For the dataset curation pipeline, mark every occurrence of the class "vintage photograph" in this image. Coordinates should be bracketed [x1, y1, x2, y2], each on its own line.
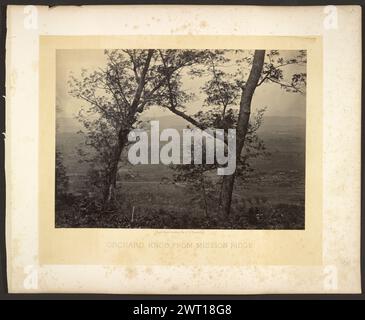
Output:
[6, 4, 362, 295]
[55, 49, 307, 229]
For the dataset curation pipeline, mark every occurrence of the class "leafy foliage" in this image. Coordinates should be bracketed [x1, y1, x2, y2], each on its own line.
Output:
[56, 194, 304, 230]
[258, 50, 307, 93]
[55, 149, 69, 197]
[68, 49, 211, 202]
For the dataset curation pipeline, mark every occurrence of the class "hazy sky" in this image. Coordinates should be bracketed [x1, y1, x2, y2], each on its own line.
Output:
[56, 49, 306, 124]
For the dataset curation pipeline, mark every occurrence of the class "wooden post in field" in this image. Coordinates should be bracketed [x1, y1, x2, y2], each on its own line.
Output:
[131, 206, 135, 222]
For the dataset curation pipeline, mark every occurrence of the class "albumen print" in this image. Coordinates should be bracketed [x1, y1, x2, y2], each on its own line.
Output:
[55, 49, 307, 230]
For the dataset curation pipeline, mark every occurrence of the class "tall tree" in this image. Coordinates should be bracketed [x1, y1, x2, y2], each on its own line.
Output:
[69, 49, 209, 206]
[220, 50, 265, 215]
[160, 49, 306, 215]
[70, 50, 155, 205]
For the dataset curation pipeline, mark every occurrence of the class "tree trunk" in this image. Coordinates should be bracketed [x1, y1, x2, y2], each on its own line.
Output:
[102, 128, 129, 207]
[220, 173, 236, 216]
[103, 149, 122, 207]
[220, 50, 266, 216]
[200, 173, 209, 217]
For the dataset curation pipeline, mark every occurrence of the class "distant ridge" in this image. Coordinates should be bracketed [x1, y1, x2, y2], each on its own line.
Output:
[57, 114, 305, 136]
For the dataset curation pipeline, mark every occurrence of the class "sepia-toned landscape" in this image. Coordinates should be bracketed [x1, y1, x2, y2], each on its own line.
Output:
[55, 49, 306, 229]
